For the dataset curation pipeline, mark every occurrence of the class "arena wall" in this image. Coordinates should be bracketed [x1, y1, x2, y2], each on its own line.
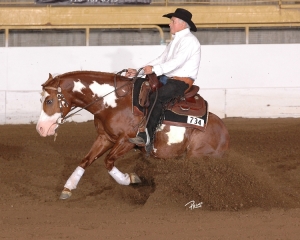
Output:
[0, 44, 299, 124]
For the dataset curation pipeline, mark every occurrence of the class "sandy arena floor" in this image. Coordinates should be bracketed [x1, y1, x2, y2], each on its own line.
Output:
[0, 117, 300, 239]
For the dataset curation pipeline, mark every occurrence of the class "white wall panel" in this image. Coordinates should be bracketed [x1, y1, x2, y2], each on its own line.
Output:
[0, 91, 5, 124]
[0, 44, 299, 124]
[226, 88, 300, 118]
[199, 89, 226, 119]
[0, 48, 7, 91]
[5, 91, 40, 124]
[5, 46, 165, 91]
[198, 44, 300, 89]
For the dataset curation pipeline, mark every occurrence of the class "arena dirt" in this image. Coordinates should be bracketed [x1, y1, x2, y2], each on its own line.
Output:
[0, 118, 300, 239]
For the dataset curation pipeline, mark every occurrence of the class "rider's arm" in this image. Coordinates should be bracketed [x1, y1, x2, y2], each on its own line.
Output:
[152, 36, 200, 77]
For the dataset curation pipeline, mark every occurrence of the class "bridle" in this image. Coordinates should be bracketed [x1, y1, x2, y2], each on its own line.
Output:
[43, 85, 71, 125]
[43, 68, 143, 126]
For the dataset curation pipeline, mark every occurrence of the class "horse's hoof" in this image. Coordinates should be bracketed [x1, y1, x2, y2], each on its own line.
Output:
[59, 190, 72, 200]
[129, 173, 142, 184]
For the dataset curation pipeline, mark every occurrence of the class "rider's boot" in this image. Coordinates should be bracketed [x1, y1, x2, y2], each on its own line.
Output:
[129, 128, 150, 147]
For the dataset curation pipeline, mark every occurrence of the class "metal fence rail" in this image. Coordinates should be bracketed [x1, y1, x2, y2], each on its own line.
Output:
[0, 25, 165, 47]
[1, 25, 300, 47]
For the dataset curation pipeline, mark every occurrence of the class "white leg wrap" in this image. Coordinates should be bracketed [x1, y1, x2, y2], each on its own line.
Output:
[109, 166, 130, 185]
[64, 166, 85, 190]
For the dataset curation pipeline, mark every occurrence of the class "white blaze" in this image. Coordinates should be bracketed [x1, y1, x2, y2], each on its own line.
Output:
[89, 81, 117, 108]
[38, 111, 61, 125]
[36, 90, 60, 136]
[73, 80, 86, 93]
[40, 90, 49, 105]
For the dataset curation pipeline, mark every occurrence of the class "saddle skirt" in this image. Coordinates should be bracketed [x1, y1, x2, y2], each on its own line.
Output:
[163, 94, 208, 131]
[132, 77, 209, 131]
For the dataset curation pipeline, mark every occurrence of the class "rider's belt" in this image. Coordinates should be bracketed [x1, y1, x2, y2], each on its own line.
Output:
[171, 76, 194, 93]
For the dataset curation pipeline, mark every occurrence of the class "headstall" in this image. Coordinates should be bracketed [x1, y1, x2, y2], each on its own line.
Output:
[43, 85, 69, 125]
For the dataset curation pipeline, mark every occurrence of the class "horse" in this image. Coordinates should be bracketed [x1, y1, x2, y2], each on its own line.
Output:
[36, 70, 230, 199]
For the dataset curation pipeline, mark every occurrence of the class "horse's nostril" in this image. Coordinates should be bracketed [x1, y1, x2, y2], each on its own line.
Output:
[38, 126, 44, 134]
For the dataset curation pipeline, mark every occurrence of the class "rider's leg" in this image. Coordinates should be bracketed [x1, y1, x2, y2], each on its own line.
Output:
[146, 79, 189, 141]
[129, 79, 189, 146]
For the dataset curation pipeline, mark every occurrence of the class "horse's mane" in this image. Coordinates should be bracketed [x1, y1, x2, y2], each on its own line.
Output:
[41, 70, 115, 88]
[58, 70, 114, 78]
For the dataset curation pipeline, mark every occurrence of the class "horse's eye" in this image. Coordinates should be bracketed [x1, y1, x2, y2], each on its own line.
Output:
[45, 99, 53, 105]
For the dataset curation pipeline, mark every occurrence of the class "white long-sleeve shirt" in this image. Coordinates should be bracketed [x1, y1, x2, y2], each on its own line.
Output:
[148, 28, 201, 80]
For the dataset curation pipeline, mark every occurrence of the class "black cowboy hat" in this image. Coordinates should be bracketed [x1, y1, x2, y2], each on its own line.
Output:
[163, 8, 197, 32]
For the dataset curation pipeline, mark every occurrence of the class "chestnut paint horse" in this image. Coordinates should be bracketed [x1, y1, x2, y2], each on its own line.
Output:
[36, 71, 229, 199]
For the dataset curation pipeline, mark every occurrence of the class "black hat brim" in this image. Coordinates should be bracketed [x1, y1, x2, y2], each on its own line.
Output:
[163, 13, 197, 32]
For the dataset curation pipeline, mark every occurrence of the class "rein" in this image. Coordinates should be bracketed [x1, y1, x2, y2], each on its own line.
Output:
[44, 68, 143, 125]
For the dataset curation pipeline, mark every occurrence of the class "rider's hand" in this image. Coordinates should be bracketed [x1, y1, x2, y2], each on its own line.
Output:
[143, 65, 153, 75]
[125, 68, 137, 77]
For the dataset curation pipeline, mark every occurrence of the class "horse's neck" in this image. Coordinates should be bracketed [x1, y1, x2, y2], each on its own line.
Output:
[66, 76, 131, 114]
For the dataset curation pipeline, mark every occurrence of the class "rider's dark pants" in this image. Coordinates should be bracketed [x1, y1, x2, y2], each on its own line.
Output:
[146, 77, 189, 143]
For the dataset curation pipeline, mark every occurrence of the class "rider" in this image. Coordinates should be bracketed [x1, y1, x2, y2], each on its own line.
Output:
[126, 8, 201, 149]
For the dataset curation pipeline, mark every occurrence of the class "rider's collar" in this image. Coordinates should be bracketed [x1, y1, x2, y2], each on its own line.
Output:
[172, 28, 190, 40]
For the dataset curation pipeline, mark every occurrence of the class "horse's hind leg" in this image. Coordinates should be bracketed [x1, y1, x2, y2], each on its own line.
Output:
[186, 113, 229, 158]
[60, 135, 113, 200]
[186, 132, 216, 158]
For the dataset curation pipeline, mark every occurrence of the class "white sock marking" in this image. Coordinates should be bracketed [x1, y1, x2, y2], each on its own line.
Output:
[64, 166, 85, 190]
[109, 166, 130, 185]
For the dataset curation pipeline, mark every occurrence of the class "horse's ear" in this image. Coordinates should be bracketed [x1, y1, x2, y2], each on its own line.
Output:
[41, 73, 53, 87]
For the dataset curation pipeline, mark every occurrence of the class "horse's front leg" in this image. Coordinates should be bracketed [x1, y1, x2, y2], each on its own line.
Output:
[60, 135, 113, 200]
[105, 137, 141, 185]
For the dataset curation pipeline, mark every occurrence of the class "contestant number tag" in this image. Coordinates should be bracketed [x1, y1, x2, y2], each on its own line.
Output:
[187, 116, 204, 127]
